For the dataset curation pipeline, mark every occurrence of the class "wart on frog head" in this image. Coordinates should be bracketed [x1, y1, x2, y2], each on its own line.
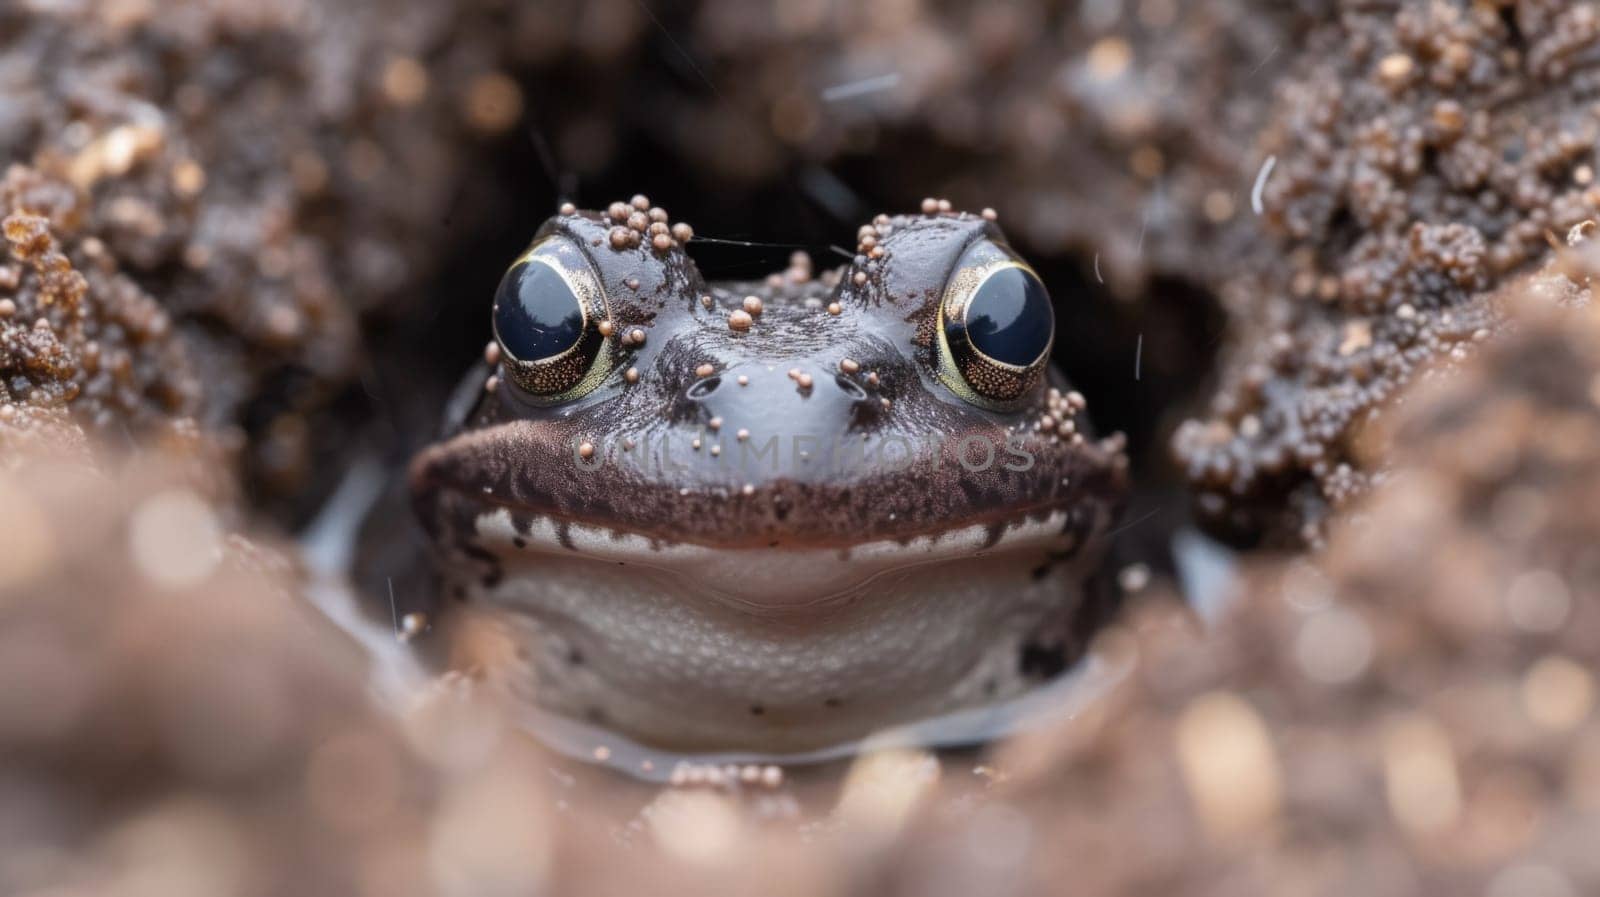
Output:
[407, 196, 1128, 755]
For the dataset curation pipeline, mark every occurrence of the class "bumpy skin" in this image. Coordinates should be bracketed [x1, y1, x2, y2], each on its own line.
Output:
[409, 201, 1127, 751]
[414, 210, 1124, 547]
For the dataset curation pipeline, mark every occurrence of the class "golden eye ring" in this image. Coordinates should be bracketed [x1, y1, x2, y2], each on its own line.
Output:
[935, 242, 1055, 409]
[491, 237, 614, 403]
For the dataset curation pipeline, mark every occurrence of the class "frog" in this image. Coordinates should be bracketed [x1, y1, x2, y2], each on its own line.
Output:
[406, 195, 1128, 754]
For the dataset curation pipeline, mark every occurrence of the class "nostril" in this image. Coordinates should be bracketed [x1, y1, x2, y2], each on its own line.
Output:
[686, 376, 721, 401]
[835, 374, 868, 401]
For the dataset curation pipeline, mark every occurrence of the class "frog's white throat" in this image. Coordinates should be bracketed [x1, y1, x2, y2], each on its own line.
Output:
[444, 505, 1107, 752]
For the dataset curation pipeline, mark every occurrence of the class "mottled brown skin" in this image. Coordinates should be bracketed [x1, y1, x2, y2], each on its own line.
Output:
[412, 208, 1126, 554]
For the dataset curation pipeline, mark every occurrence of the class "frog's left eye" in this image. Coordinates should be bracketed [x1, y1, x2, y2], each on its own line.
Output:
[492, 238, 613, 402]
[934, 241, 1054, 408]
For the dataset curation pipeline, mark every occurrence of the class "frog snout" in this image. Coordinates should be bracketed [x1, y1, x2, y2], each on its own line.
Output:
[685, 362, 875, 443]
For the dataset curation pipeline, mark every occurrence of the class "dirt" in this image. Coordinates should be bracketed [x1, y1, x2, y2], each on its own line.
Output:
[0, 0, 642, 517]
[1173, 0, 1600, 545]
[5, 1, 1600, 895]
[978, 282, 1600, 896]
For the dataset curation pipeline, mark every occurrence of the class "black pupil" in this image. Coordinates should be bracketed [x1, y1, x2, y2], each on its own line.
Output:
[493, 260, 584, 361]
[961, 266, 1053, 366]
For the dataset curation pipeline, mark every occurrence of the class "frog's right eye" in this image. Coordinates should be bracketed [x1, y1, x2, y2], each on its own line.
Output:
[932, 240, 1053, 409]
[492, 238, 613, 402]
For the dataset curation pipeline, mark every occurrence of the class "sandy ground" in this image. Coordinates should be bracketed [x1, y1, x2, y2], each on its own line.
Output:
[3, 2, 1600, 895]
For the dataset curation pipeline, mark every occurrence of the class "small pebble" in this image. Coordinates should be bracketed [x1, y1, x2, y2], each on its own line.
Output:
[464, 72, 523, 135]
[400, 612, 428, 640]
[1118, 563, 1152, 593]
[1378, 52, 1414, 86]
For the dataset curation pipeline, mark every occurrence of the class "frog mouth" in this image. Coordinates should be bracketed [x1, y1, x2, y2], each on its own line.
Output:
[464, 502, 1101, 612]
[417, 466, 1105, 549]
[409, 423, 1128, 555]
